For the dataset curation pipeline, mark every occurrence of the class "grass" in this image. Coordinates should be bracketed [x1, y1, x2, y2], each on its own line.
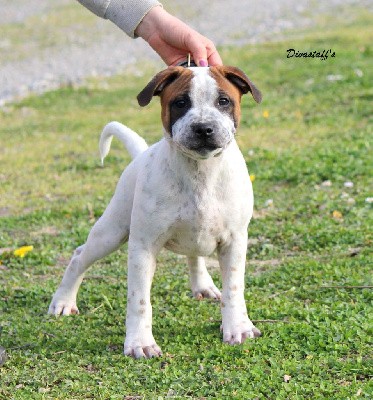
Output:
[0, 10, 372, 400]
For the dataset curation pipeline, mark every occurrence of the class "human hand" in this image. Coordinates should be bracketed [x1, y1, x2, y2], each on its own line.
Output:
[135, 6, 222, 67]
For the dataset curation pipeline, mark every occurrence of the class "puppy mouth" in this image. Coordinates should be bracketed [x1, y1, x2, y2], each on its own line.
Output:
[189, 143, 221, 153]
[179, 140, 230, 159]
[186, 147, 223, 160]
[169, 129, 233, 159]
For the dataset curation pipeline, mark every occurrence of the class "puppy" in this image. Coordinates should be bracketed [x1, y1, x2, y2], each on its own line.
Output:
[48, 66, 262, 359]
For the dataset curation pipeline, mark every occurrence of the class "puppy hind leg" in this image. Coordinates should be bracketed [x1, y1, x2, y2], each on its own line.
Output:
[187, 256, 221, 300]
[48, 201, 130, 316]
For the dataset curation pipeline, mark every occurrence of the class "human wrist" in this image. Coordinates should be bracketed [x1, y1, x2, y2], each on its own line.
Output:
[106, 0, 162, 38]
[135, 5, 166, 41]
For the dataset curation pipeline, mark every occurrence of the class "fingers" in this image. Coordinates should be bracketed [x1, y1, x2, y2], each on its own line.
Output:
[207, 48, 223, 67]
[138, 7, 223, 67]
[185, 34, 208, 66]
[185, 34, 223, 67]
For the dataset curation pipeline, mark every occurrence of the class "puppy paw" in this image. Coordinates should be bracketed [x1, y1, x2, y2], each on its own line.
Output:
[222, 319, 261, 345]
[192, 284, 221, 300]
[48, 293, 79, 316]
[124, 338, 162, 359]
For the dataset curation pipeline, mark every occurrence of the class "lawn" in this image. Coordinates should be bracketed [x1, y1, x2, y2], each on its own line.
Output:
[0, 9, 372, 400]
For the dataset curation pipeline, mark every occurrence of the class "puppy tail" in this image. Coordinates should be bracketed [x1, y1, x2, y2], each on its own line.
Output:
[99, 121, 148, 165]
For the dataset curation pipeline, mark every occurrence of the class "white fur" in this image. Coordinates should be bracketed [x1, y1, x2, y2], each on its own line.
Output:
[48, 68, 260, 358]
[171, 67, 235, 160]
[99, 121, 148, 164]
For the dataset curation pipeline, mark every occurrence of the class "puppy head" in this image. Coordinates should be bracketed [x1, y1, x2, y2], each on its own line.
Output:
[137, 66, 262, 160]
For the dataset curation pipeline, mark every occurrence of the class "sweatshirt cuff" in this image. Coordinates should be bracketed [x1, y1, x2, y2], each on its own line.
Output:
[105, 0, 162, 38]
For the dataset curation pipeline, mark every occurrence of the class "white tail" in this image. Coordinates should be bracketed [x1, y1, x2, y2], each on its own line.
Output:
[99, 121, 148, 165]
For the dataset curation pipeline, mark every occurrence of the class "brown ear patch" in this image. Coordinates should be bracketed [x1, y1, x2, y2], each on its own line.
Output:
[137, 67, 193, 135]
[210, 66, 262, 103]
[137, 67, 187, 107]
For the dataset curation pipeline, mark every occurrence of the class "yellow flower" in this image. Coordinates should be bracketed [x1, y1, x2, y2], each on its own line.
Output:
[250, 174, 256, 182]
[332, 210, 343, 219]
[13, 245, 34, 258]
[262, 110, 269, 118]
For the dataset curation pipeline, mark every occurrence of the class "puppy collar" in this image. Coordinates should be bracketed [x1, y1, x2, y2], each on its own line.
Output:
[177, 59, 198, 68]
[177, 53, 199, 68]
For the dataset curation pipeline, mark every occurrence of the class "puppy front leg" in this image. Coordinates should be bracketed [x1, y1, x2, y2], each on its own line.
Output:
[124, 240, 161, 359]
[218, 232, 261, 344]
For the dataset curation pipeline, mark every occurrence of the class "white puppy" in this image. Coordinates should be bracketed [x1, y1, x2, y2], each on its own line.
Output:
[48, 66, 262, 359]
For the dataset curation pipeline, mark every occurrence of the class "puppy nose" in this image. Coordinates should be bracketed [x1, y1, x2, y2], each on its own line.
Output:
[192, 123, 214, 137]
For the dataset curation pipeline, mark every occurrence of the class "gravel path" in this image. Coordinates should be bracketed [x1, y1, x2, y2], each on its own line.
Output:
[0, 0, 371, 104]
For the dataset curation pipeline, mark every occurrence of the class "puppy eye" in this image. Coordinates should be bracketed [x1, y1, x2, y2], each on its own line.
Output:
[174, 99, 187, 108]
[218, 97, 230, 106]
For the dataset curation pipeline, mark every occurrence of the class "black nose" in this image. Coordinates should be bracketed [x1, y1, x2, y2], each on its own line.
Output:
[192, 123, 214, 137]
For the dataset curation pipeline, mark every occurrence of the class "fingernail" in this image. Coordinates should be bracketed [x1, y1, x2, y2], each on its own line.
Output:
[199, 60, 208, 67]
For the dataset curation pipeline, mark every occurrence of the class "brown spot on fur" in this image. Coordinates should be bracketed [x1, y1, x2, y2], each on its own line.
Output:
[135, 67, 193, 134]
[210, 66, 262, 103]
[209, 67, 243, 128]
[139, 299, 146, 305]
[138, 66, 260, 135]
[137, 67, 185, 106]
[160, 69, 193, 135]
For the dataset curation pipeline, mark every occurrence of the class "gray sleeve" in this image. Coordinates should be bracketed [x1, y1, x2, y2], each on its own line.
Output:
[76, 0, 162, 38]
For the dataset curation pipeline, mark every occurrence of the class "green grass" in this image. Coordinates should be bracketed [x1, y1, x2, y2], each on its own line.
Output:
[1, 11, 372, 400]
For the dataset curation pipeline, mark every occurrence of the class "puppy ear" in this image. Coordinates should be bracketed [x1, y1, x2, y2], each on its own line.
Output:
[215, 66, 262, 103]
[137, 67, 184, 107]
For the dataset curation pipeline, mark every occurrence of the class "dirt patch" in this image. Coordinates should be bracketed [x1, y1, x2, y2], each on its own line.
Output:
[249, 259, 282, 276]
[31, 226, 59, 237]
